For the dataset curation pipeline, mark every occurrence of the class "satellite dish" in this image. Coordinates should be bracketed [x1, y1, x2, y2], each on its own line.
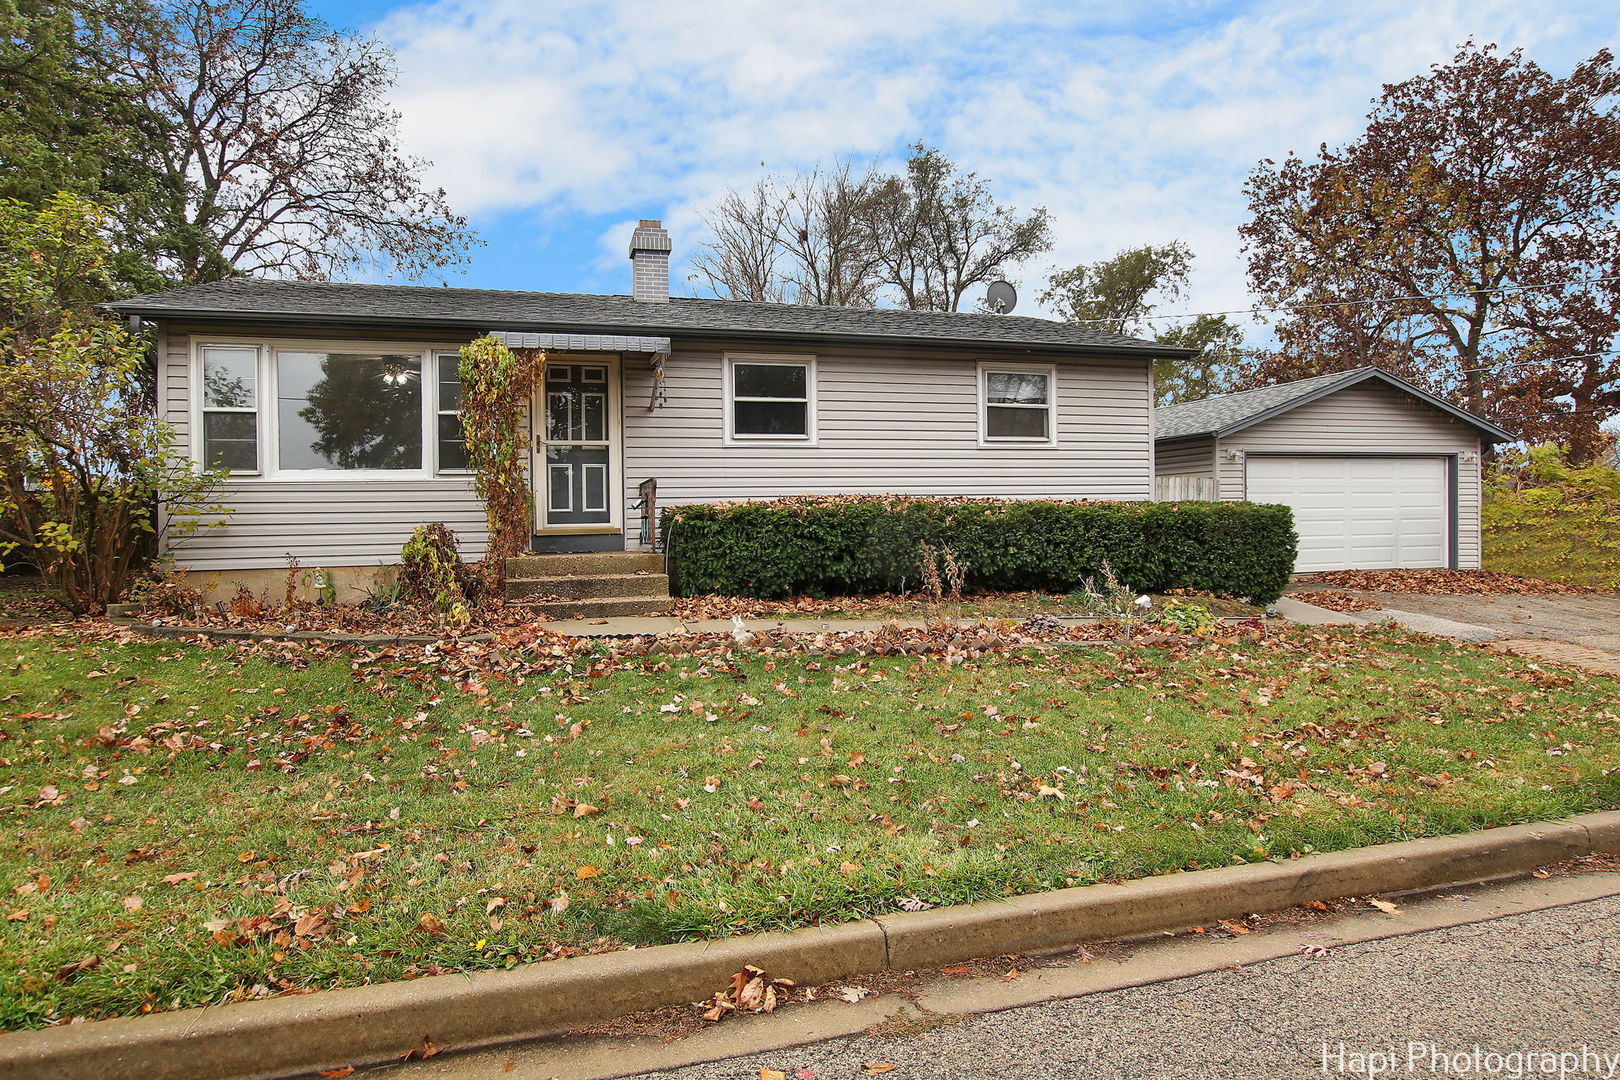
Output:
[985, 280, 1017, 314]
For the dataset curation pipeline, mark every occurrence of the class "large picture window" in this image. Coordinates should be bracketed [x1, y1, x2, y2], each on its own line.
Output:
[201, 345, 260, 472]
[980, 365, 1056, 443]
[727, 356, 814, 440]
[275, 351, 422, 471]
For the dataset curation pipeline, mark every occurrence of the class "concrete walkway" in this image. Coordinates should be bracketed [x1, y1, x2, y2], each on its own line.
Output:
[1269, 595, 1365, 626]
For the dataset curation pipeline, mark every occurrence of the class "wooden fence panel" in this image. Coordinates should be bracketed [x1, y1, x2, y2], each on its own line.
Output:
[1154, 474, 1217, 502]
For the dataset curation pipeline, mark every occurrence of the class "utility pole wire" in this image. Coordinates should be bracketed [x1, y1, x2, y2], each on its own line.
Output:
[1064, 273, 1620, 326]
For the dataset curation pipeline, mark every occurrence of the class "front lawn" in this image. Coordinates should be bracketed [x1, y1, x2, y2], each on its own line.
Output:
[2, 624, 1617, 1029]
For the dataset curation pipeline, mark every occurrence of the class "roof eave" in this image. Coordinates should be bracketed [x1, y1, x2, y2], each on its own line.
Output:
[102, 303, 1198, 359]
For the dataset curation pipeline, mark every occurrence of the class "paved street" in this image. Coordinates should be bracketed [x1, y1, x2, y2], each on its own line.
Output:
[634, 894, 1620, 1080]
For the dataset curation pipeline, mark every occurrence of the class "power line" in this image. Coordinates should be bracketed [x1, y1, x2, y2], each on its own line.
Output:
[1460, 349, 1620, 374]
[1069, 272, 1620, 327]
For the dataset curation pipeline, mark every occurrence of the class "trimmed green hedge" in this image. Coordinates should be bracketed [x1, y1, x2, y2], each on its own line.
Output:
[661, 496, 1297, 603]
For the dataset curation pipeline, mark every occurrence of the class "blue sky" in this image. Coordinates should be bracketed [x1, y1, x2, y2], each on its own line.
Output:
[309, 0, 1620, 333]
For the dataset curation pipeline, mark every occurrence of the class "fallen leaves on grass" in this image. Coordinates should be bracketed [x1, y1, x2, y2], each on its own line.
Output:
[55, 955, 101, 982]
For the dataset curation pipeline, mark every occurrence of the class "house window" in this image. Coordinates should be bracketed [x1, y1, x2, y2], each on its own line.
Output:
[727, 356, 813, 440]
[980, 365, 1056, 443]
[274, 351, 422, 471]
[435, 353, 468, 471]
[201, 345, 260, 472]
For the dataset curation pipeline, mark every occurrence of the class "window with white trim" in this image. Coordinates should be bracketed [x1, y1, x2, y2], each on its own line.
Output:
[435, 353, 468, 471]
[201, 345, 260, 472]
[980, 365, 1056, 443]
[727, 357, 812, 439]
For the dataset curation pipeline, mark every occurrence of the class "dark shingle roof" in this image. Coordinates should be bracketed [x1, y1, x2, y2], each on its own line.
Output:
[1154, 366, 1514, 443]
[105, 278, 1189, 355]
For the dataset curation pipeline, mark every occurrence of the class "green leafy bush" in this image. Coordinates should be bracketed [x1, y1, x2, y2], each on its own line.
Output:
[661, 496, 1296, 603]
[1483, 443, 1620, 588]
[0, 195, 228, 613]
[398, 523, 479, 624]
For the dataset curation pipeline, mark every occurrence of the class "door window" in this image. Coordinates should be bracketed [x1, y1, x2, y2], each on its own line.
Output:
[542, 364, 613, 526]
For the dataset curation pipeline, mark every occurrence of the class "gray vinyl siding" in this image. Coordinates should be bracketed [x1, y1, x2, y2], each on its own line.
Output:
[1212, 382, 1484, 569]
[160, 324, 491, 571]
[1153, 436, 1216, 479]
[622, 341, 1154, 546]
[160, 325, 1156, 569]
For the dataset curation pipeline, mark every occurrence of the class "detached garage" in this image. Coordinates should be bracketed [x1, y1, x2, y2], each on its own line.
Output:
[1153, 368, 1513, 573]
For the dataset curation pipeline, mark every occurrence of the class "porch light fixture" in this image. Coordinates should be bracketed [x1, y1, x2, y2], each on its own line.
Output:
[1223, 448, 1244, 462]
[380, 365, 417, 387]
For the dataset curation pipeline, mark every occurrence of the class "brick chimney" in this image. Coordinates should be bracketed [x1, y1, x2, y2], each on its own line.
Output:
[628, 219, 671, 303]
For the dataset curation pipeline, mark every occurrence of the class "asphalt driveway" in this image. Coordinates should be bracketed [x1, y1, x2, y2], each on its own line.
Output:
[1293, 588, 1620, 654]
[630, 884, 1620, 1080]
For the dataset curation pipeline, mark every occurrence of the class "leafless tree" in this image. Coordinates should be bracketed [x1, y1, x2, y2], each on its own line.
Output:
[692, 146, 1050, 311]
[692, 160, 883, 306]
[868, 146, 1052, 312]
[774, 161, 884, 307]
[99, 0, 475, 283]
[689, 183, 788, 303]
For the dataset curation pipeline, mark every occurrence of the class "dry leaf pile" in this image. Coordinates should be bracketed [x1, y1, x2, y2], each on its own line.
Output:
[1304, 569, 1612, 596]
[702, 965, 798, 1021]
[1295, 590, 1383, 614]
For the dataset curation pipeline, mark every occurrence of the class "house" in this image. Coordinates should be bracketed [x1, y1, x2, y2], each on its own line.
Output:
[1153, 368, 1513, 574]
[105, 219, 1192, 609]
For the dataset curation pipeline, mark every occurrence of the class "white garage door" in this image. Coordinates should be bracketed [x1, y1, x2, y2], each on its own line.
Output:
[1246, 456, 1449, 573]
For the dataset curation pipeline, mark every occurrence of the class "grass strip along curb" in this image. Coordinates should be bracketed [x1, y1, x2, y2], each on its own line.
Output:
[4, 811, 1617, 1080]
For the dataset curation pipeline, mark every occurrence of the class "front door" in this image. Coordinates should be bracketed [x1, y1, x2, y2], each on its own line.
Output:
[538, 361, 616, 529]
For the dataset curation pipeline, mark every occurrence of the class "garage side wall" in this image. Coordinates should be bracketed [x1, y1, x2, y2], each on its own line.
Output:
[1154, 436, 1216, 478]
[1214, 382, 1484, 568]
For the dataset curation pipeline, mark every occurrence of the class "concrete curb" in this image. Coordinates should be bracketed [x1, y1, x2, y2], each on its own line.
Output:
[5, 812, 1617, 1080]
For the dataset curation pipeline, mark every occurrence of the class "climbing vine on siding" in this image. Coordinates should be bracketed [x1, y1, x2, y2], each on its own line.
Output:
[457, 336, 547, 573]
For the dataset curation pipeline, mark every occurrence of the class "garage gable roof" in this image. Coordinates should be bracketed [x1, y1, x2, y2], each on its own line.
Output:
[1154, 367, 1515, 443]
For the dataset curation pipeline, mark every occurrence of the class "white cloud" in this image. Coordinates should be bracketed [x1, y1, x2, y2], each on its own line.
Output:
[373, 0, 1620, 326]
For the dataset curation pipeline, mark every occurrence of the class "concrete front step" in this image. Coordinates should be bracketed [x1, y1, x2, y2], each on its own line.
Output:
[511, 595, 674, 620]
[506, 572, 670, 600]
[506, 551, 664, 577]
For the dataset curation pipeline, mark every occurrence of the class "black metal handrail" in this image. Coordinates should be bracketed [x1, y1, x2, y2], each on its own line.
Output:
[633, 477, 658, 551]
